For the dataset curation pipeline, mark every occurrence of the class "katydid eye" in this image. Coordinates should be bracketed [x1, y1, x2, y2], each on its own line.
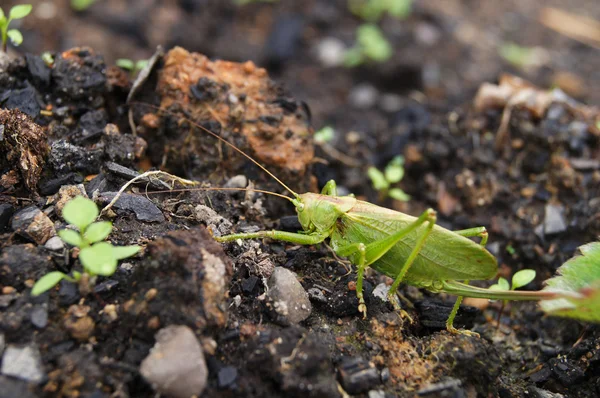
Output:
[298, 203, 305, 211]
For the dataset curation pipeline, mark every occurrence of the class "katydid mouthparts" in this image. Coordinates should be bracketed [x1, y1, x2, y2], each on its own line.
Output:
[130, 103, 559, 336]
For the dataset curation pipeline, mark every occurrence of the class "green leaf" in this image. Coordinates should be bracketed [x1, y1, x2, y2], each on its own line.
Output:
[84, 221, 112, 243]
[6, 29, 23, 46]
[495, 277, 510, 291]
[367, 167, 389, 191]
[62, 196, 98, 231]
[31, 271, 67, 296]
[499, 42, 535, 69]
[511, 269, 536, 290]
[388, 188, 410, 201]
[343, 47, 364, 68]
[0, 8, 5, 21]
[357, 24, 392, 62]
[314, 126, 335, 144]
[540, 242, 600, 322]
[384, 156, 405, 183]
[116, 58, 134, 70]
[135, 59, 149, 71]
[113, 245, 140, 260]
[58, 229, 84, 247]
[9, 4, 32, 19]
[71, 0, 96, 12]
[388, 0, 412, 19]
[79, 242, 117, 276]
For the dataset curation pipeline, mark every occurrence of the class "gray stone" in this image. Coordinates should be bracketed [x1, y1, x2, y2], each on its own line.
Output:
[349, 83, 378, 109]
[194, 205, 232, 237]
[99, 192, 165, 222]
[10, 206, 55, 244]
[543, 204, 567, 235]
[372, 283, 391, 301]
[315, 37, 346, 67]
[1, 345, 45, 383]
[44, 236, 65, 251]
[140, 325, 208, 398]
[30, 305, 49, 329]
[224, 175, 248, 189]
[267, 267, 312, 324]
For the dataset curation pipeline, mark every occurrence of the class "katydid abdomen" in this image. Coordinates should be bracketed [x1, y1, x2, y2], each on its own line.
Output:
[330, 200, 498, 287]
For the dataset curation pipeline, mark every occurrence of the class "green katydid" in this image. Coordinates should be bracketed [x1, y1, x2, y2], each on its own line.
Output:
[131, 104, 558, 335]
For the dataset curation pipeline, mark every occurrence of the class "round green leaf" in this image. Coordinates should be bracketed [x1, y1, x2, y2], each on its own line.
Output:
[7, 29, 23, 46]
[0, 8, 6, 21]
[388, 188, 410, 202]
[31, 271, 67, 296]
[58, 229, 84, 247]
[512, 269, 536, 290]
[80, 242, 117, 276]
[84, 221, 112, 244]
[116, 58, 134, 70]
[9, 4, 32, 19]
[113, 245, 140, 260]
[367, 167, 389, 191]
[490, 277, 510, 291]
[62, 196, 98, 231]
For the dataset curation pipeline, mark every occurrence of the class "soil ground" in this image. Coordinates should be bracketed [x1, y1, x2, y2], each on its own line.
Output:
[1, 1, 600, 397]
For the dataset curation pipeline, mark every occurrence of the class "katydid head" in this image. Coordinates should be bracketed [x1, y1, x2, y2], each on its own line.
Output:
[293, 193, 356, 233]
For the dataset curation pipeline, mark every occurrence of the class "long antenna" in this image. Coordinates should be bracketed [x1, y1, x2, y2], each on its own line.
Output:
[143, 186, 294, 202]
[130, 102, 300, 198]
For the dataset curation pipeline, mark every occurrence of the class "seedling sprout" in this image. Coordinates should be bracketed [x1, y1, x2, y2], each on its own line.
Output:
[31, 196, 140, 296]
[0, 4, 32, 52]
[367, 155, 410, 201]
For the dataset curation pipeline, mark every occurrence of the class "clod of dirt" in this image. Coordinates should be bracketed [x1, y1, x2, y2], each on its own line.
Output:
[194, 204, 232, 237]
[415, 299, 478, 330]
[10, 206, 55, 245]
[52, 185, 87, 216]
[266, 267, 312, 325]
[0, 109, 49, 196]
[63, 304, 95, 342]
[0, 244, 52, 289]
[125, 227, 232, 334]
[0, 203, 14, 231]
[140, 325, 208, 398]
[52, 48, 107, 101]
[135, 46, 314, 194]
[46, 140, 103, 176]
[0, 344, 45, 383]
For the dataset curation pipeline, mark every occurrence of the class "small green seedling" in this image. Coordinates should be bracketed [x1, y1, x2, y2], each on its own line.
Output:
[367, 156, 410, 201]
[116, 58, 149, 76]
[499, 42, 541, 70]
[348, 0, 412, 22]
[490, 269, 536, 292]
[0, 4, 32, 53]
[314, 126, 335, 144]
[344, 24, 392, 67]
[31, 196, 139, 296]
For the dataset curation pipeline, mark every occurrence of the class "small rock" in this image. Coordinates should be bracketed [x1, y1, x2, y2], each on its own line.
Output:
[25, 54, 51, 87]
[527, 386, 565, 398]
[417, 378, 463, 396]
[372, 283, 391, 301]
[543, 204, 567, 235]
[140, 325, 208, 398]
[54, 184, 87, 216]
[2, 85, 41, 118]
[315, 37, 346, 67]
[30, 305, 48, 329]
[337, 357, 381, 394]
[242, 276, 259, 294]
[266, 268, 312, 325]
[218, 366, 238, 388]
[307, 287, 327, 303]
[10, 206, 55, 245]
[349, 83, 378, 109]
[0, 203, 14, 231]
[1, 344, 45, 383]
[0, 333, 4, 355]
[368, 390, 386, 398]
[44, 236, 65, 251]
[58, 281, 79, 306]
[99, 192, 165, 222]
[194, 205, 232, 236]
[224, 175, 248, 189]
[64, 304, 95, 341]
[549, 358, 585, 385]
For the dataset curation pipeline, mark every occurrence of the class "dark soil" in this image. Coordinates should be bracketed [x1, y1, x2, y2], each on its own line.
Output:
[1, 1, 600, 397]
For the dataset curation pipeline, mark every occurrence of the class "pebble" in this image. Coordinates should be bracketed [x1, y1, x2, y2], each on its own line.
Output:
[372, 283, 391, 302]
[315, 37, 346, 67]
[1, 345, 45, 383]
[348, 83, 379, 109]
[543, 204, 567, 235]
[218, 366, 238, 388]
[337, 357, 381, 394]
[527, 386, 565, 398]
[194, 205, 232, 237]
[224, 175, 248, 189]
[30, 305, 49, 329]
[99, 192, 165, 222]
[44, 236, 65, 251]
[10, 206, 56, 245]
[368, 390, 386, 398]
[140, 325, 208, 398]
[0, 203, 14, 231]
[267, 268, 312, 325]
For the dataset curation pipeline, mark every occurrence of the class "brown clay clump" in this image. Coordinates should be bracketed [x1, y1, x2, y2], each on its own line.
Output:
[136, 47, 314, 194]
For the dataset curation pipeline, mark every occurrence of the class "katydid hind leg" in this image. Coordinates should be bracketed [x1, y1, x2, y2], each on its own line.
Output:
[453, 227, 488, 246]
[321, 180, 338, 196]
[386, 209, 437, 300]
